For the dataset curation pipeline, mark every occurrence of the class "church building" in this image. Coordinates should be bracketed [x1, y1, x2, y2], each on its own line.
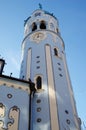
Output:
[0, 6, 81, 130]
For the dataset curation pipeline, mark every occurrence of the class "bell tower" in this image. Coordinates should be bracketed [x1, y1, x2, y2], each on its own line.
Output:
[20, 8, 81, 130]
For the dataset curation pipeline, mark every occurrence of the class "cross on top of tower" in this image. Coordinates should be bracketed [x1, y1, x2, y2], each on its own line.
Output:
[39, 3, 42, 9]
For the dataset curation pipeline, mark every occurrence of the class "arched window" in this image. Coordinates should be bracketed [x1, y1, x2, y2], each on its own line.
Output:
[40, 21, 46, 29]
[54, 48, 58, 56]
[32, 22, 37, 31]
[36, 76, 42, 89]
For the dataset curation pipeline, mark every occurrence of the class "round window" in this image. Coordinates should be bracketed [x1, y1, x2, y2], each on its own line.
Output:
[37, 118, 42, 123]
[7, 94, 12, 99]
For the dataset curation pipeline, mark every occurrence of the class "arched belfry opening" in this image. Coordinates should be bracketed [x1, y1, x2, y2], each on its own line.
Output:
[36, 76, 42, 89]
[40, 21, 46, 29]
[32, 22, 37, 31]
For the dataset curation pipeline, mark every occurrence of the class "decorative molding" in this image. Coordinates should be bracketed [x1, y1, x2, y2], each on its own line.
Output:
[30, 32, 46, 43]
[0, 81, 30, 94]
[8, 106, 20, 130]
[45, 45, 59, 130]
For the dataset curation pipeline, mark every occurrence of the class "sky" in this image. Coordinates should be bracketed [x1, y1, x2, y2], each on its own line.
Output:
[0, 0, 86, 128]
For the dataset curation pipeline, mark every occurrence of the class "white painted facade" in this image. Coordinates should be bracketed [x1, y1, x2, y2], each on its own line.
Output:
[20, 9, 81, 130]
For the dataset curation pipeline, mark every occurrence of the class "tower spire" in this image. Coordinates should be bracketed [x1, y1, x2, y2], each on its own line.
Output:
[38, 3, 42, 10]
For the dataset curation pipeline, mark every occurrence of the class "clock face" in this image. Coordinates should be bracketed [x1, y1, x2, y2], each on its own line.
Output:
[31, 32, 46, 43]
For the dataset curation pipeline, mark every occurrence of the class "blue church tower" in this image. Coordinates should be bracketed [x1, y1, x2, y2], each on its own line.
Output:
[20, 7, 81, 130]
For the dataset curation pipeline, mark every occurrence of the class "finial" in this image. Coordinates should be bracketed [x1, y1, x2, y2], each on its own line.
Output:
[39, 3, 42, 10]
[10, 73, 12, 77]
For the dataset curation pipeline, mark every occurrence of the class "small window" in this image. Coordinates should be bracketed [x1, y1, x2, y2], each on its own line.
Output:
[57, 63, 61, 66]
[59, 74, 63, 77]
[37, 107, 41, 112]
[36, 61, 40, 63]
[56, 28, 59, 33]
[54, 48, 58, 56]
[36, 56, 40, 58]
[7, 94, 12, 99]
[37, 118, 42, 122]
[58, 67, 62, 71]
[66, 119, 70, 124]
[36, 66, 40, 69]
[32, 22, 37, 31]
[37, 99, 41, 103]
[40, 21, 46, 29]
[36, 76, 42, 89]
[65, 110, 69, 114]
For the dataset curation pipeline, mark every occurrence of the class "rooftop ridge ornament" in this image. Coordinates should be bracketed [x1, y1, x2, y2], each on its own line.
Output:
[39, 3, 42, 10]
